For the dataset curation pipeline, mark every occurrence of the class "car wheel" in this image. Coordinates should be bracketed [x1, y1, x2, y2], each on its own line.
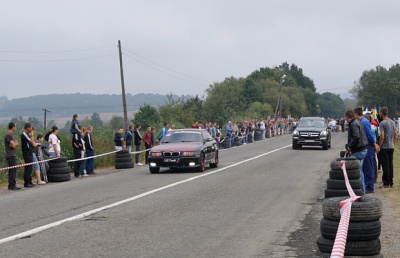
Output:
[210, 152, 219, 168]
[196, 153, 205, 172]
[149, 167, 160, 174]
[322, 142, 328, 150]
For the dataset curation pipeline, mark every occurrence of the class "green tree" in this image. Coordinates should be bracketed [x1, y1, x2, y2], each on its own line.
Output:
[317, 92, 345, 118]
[132, 104, 160, 128]
[245, 101, 273, 119]
[109, 115, 124, 129]
[28, 117, 43, 130]
[90, 112, 104, 127]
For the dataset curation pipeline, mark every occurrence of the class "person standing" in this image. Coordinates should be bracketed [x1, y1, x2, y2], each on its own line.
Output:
[143, 125, 152, 165]
[70, 114, 80, 134]
[114, 128, 124, 151]
[134, 124, 143, 166]
[21, 123, 37, 187]
[30, 127, 46, 185]
[125, 125, 134, 153]
[36, 134, 50, 183]
[158, 122, 168, 142]
[226, 121, 233, 147]
[354, 107, 380, 193]
[72, 125, 83, 178]
[48, 126, 61, 158]
[378, 107, 398, 188]
[79, 127, 87, 177]
[345, 109, 368, 194]
[4, 122, 21, 190]
[260, 119, 266, 139]
[85, 125, 96, 175]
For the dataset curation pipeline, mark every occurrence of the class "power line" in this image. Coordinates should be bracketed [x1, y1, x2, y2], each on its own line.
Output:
[122, 47, 213, 83]
[0, 53, 116, 62]
[0, 45, 115, 53]
[123, 53, 208, 86]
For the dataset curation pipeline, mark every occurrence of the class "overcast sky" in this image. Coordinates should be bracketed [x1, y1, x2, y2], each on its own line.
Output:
[1, 0, 400, 100]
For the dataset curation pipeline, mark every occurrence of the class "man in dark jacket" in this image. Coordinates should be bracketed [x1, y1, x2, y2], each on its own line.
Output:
[72, 126, 83, 178]
[345, 109, 368, 193]
[114, 128, 124, 151]
[125, 125, 133, 153]
[134, 124, 143, 166]
[85, 125, 95, 175]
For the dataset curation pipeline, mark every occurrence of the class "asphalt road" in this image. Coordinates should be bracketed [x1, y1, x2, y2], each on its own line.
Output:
[0, 132, 347, 257]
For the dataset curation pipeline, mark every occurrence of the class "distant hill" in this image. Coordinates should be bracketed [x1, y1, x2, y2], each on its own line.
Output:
[0, 93, 188, 118]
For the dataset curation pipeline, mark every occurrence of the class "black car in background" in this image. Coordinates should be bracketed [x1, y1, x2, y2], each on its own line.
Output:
[292, 117, 331, 150]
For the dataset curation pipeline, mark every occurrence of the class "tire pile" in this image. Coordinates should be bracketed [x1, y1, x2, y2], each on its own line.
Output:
[317, 156, 383, 257]
[325, 157, 363, 198]
[115, 150, 134, 169]
[47, 157, 71, 182]
[221, 137, 230, 149]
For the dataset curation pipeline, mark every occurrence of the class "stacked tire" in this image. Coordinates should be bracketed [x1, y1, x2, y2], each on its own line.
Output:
[317, 196, 383, 257]
[254, 129, 262, 141]
[325, 157, 363, 198]
[234, 136, 241, 146]
[47, 157, 71, 182]
[248, 134, 253, 143]
[115, 150, 134, 169]
[221, 137, 230, 149]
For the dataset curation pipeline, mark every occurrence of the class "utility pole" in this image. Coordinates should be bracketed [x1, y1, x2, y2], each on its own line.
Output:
[118, 40, 129, 131]
[274, 74, 286, 121]
[42, 108, 51, 131]
[393, 83, 398, 119]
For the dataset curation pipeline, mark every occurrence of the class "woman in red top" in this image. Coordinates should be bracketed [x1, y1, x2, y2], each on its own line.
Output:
[142, 125, 152, 164]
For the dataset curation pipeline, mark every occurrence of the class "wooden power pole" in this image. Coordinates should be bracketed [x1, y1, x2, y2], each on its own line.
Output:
[118, 40, 129, 131]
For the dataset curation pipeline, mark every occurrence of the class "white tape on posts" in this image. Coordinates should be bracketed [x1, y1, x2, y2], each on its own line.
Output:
[330, 160, 361, 258]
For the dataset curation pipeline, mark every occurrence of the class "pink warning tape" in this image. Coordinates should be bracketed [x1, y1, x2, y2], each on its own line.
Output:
[330, 160, 361, 258]
[0, 157, 60, 171]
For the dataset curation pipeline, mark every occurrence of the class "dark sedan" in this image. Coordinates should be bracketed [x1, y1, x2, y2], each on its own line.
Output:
[147, 129, 219, 174]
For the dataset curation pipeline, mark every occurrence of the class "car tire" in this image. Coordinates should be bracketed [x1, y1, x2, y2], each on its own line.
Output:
[116, 150, 129, 154]
[322, 196, 383, 222]
[48, 162, 69, 169]
[149, 167, 160, 174]
[317, 236, 381, 256]
[47, 173, 71, 182]
[329, 169, 360, 180]
[322, 142, 328, 150]
[115, 157, 133, 163]
[115, 153, 131, 159]
[115, 162, 134, 169]
[320, 218, 381, 241]
[292, 143, 299, 150]
[48, 166, 71, 175]
[196, 153, 206, 172]
[48, 157, 68, 163]
[330, 159, 360, 170]
[324, 188, 363, 198]
[210, 152, 219, 168]
[326, 179, 361, 190]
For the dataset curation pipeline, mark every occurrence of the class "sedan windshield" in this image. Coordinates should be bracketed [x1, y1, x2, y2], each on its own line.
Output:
[298, 119, 325, 128]
[161, 131, 203, 143]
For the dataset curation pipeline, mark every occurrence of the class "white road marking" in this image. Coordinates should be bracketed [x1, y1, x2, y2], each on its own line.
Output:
[0, 144, 291, 245]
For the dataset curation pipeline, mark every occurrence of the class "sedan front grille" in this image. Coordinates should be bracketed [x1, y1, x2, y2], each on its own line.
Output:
[299, 132, 320, 138]
[163, 152, 180, 157]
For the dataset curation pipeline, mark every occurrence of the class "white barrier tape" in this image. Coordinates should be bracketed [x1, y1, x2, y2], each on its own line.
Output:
[67, 150, 119, 163]
[129, 148, 152, 155]
[0, 157, 60, 171]
[330, 160, 361, 258]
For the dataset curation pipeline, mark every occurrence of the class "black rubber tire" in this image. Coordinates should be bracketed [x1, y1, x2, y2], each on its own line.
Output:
[47, 173, 71, 182]
[116, 150, 129, 154]
[322, 142, 328, 150]
[317, 236, 381, 256]
[320, 218, 381, 241]
[329, 169, 360, 180]
[47, 166, 71, 175]
[210, 152, 219, 168]
[48, 157, 68, 163]
[324, 189, 363, 199]
[115, 161, 134, 169]
[330, 159, 360, 170]
[48, 162, 69, 169]
[326, 179, 361, 190]
[314, 250, 383, 258]
[115, 153, 131, 159]
[336, 156, 358, 161]
[115, 157, 132, 163]
[149, 167, 160, 174]
[196, 153, 206, 172]
[323, 196, 383, 222]
[292, 143, 299, 150]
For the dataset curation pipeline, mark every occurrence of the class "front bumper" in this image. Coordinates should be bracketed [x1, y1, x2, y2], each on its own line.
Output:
[148, 156, 200, 168]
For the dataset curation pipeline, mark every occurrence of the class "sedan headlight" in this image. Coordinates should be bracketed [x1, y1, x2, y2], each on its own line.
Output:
[150, 152, 162, 157]
[320, 131, 328, 136]
[181, 151, 195, 156]
[293, 130, 299, 136]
